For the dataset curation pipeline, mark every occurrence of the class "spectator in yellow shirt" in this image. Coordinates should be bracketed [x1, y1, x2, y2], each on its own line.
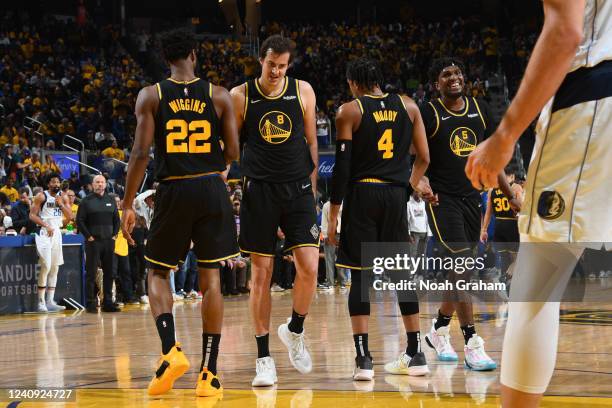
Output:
[42, 154, 61, 174]
[102, 140, 125, 161]
[0, 178, 19, 202]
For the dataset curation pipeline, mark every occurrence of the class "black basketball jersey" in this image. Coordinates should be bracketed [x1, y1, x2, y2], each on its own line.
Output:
[349, 93, 413, 185]
[241, 77, 314, 183]
[491, 187, 516, 219]
[420, 96, 490, 198]
[153, 78, 226, 181]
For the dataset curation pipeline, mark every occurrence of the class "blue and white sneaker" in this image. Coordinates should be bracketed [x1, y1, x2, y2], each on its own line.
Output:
[424, 319, 458, 362]
[464, 335, 497, 371]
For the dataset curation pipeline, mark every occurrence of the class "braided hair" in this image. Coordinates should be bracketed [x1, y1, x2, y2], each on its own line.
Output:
[346, 58, 384, 91]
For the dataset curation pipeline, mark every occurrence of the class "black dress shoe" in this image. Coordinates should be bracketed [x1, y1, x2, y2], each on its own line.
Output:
[86, 305, 98, 313]
[101, 304, 121, 312]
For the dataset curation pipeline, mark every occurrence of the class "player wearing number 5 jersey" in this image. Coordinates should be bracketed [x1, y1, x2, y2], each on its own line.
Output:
[122, 28, 239, 398]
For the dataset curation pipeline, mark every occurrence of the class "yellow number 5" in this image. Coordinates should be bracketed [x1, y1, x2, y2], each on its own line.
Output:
[166, 119, 211, 153]
[378, 129, 394, 159]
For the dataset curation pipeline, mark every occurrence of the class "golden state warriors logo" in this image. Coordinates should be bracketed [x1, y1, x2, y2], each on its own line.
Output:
[449, 127, 477, 157]
[259, 111, 292, 144]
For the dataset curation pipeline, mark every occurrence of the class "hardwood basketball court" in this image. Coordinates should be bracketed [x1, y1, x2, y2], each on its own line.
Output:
[1, 287, 611, 407]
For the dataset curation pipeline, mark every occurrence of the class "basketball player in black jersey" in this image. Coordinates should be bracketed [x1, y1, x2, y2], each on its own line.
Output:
[328, 58, 434, 380]
[481, 168, 523, 287]
[230, 35, 319, 386]
[121, 28, 239, 398]
[420, 57, 518, 371]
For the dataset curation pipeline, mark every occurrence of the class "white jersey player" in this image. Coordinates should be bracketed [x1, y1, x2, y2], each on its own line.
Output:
[465, 1, 611, 407]
[30, 173, 73, 313]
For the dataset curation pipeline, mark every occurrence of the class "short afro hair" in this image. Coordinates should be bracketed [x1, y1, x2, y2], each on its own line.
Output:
[259, 35, 295, 63]
[429, 57, 466, 83]
[45, 172, 61, 186]
[159, 27, 197, 63]
[346, 58, 384, 91]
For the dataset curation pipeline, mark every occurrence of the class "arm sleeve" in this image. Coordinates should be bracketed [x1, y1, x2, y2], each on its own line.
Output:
[330, 140, 352, 205]
[76, 198, 92, 239]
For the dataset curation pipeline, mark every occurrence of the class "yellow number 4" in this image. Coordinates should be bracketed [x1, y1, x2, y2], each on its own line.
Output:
[166, 119, 211, 154]
[378, 129, 394, 159]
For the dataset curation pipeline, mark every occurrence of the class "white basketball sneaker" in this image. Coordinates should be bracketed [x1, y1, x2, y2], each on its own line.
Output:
[353, 355, 374, 381]
[278, 318, 312, 374]
[464, 335, 497, 371]
[384, 352, 430, 376]
[46, 300, 65, 312]
[37, 300, 48, 313]
[252, 356, 278, 387]
[424, 319, 458, 361]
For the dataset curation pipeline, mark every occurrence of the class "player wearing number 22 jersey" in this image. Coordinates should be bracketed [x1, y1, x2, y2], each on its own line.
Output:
[122, 28, 240, 399]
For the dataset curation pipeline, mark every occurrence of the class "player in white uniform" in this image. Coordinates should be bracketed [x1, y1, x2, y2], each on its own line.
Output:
[30, 173, 73, 313]
[465, 0, 611, 406]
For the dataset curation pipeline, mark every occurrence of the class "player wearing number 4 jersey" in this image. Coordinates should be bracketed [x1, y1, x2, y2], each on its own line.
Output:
[122, 28, 239, 398]
[328, 58, 434, 381]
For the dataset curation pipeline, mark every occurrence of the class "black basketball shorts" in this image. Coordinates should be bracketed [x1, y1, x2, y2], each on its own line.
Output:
[494, 218, 520, 253]
[145, 174, 239, 270]
[239, 177, 320, 257]
[336, 183, 410, 269]
[426, 192, 481, 255]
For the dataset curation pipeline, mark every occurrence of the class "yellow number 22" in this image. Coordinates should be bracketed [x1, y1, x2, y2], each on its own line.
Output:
[166, 119, 211, 154]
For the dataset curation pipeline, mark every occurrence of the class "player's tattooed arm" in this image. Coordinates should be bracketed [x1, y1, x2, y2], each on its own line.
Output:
[229, 84, 246, 145]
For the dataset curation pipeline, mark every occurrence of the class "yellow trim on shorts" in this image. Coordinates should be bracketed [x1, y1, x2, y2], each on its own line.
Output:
[284, 243, 320, 252]
[197, 252, 241, 263]
[156, 83, 162, 100]
[240, 248, 275, 257]
[145, 256, 178, 269]
[496, 216, 518, 220]
[472, 97, 487, 129]
[427, 203, 471, 254]
[162, 171, 221, 181]
[428, 101, 440, 138]
[357, 178, 390, 184]
[296, 79, 305, 116]
[355, 99, 364, 114]
[335, 263, 372, 271]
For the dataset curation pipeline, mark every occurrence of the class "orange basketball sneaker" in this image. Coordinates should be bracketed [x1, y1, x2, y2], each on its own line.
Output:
[148, 343, 190, 396]
[196, 368, 223, 397]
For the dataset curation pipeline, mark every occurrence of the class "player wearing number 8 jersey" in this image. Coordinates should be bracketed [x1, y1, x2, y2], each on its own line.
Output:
[122, 28, 239, 398]
[230, 35, 319, 387]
